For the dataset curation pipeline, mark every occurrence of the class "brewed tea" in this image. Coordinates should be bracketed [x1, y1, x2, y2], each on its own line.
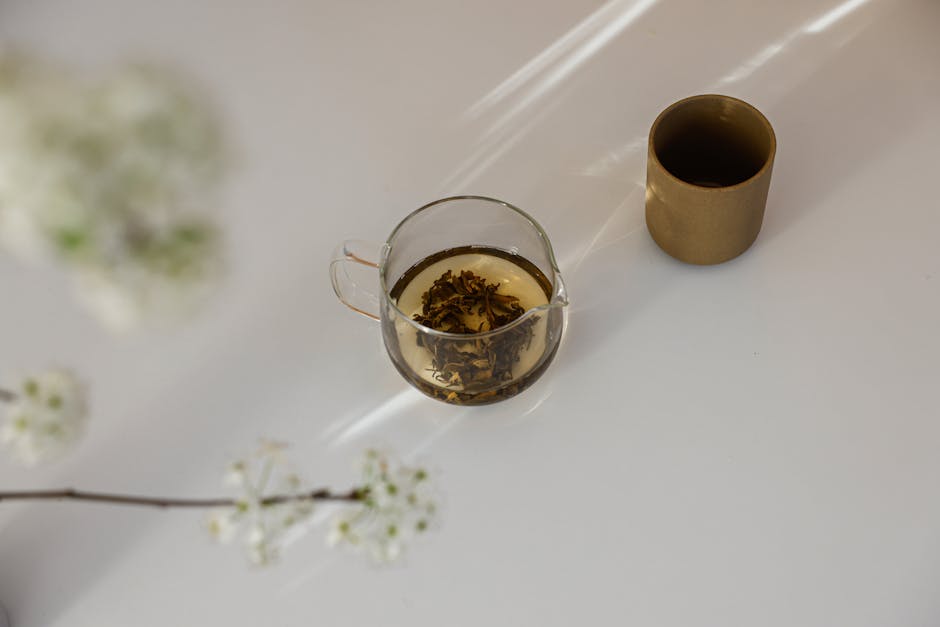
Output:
[386, 246, 561, 404]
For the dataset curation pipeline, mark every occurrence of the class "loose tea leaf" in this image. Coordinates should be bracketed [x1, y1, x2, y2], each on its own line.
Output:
[413, 269, 536, 391]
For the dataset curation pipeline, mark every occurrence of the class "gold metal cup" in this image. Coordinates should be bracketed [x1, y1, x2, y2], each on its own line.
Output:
[645, 94, 776, 265]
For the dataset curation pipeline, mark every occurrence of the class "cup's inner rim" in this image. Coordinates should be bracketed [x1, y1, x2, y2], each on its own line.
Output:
[649, 94, 776, 191]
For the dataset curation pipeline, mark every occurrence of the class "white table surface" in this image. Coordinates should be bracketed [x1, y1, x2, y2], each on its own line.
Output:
[2, 0, 939, 625]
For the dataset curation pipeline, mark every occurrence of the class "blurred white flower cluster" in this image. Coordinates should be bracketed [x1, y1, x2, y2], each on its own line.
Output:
[0, 52, 226, 332]
[0, 368, 89, 466]
[328, 449, 438, 563]
[206, 441, 314, 566]
[208, 445, 439, 567]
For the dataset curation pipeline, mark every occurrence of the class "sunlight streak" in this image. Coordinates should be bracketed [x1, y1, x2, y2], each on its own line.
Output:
[804, 0, 871, 33]
[579, 136, 645, 177]
[464, 0, 629, 119]
[717, 39, 792, 85]
[277, 555, 338, 596]
[439, 98, 561, 193]
[408, 414, 463, 456]
[481, 0, 657, 144]
[328, 388, 424, 446]
[446, 0, 658, 191]
[718, 0, 876, 87]
[560, 189, 645, 277]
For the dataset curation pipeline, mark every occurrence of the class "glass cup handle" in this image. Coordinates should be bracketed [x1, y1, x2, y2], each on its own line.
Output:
[330, 239, 383, 321]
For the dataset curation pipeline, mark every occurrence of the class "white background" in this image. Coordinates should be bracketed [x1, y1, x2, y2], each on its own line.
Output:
[1, 0, 939, 625]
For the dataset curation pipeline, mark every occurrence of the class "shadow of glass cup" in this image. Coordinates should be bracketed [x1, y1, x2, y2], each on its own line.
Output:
[331, 196, 569, 405]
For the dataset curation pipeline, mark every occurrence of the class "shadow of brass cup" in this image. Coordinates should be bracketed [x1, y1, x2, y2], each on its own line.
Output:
[645, 94, 776, 265]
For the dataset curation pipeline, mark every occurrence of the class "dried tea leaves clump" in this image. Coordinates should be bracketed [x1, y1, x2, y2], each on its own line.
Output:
[413, 269, 536, 390]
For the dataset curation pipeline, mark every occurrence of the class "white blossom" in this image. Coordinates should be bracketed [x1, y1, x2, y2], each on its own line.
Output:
[245, 523, 279, 566]
[224, 460, 247, 488]
[205, 509, 238, 544]
[0, 53, 226, 332]
[327, 449, 439, 564]
[0, 368, 89, 466]
[204, 441, 315, 567]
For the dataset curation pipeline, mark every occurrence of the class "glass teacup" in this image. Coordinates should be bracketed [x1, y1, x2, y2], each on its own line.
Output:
[331, 196, 568, 405]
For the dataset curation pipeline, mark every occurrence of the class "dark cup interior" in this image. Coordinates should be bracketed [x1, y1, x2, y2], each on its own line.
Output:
[652, 97, 774, 188]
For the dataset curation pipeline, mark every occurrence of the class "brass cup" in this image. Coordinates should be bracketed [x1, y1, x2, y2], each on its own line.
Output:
[645, 94, 776, 265]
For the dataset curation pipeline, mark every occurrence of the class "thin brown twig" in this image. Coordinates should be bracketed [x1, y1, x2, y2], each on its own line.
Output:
[0, 487, 364, 509]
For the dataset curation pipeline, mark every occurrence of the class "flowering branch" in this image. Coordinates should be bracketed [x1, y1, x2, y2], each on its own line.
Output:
[0, 487, 363, 508]
[1, 370, 441, 566]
